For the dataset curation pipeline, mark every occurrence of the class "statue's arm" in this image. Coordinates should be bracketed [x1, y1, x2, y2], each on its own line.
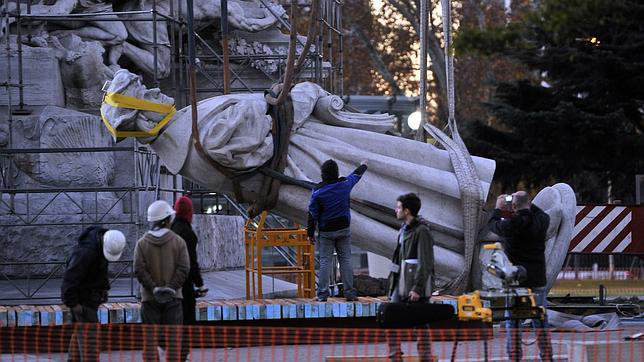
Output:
[226, 1, 282, 32]
[23, 0, 78, 16]
[487, 208, 514, 238]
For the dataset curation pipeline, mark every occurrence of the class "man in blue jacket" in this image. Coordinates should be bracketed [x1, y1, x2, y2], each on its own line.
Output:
[308, 159, 367, 302]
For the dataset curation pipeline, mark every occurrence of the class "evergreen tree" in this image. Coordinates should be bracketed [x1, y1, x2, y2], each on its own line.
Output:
[455, 0, 644, 203]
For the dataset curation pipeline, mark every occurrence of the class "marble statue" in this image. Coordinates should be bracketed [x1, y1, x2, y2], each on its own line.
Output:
[101, 69, 576, 292]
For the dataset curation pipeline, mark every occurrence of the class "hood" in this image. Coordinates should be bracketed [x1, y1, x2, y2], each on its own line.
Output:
[405, 216, 430, 230]
[78, 226, 106, 250]
[174, 196, 193, 223]
[143, 230, 176, 246]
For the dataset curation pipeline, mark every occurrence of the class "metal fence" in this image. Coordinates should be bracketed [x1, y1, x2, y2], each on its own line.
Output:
[0, 260, 137, 302]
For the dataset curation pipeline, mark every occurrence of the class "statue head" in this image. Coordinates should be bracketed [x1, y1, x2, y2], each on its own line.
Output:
[100, 69, 175, 142]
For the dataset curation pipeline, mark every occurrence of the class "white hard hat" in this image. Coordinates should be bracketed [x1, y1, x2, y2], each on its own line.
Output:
[147, 200, 176, 222]
[103, 230, 126, 262]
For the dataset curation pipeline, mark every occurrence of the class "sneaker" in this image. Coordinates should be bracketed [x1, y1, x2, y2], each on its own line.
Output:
[345, 296, 358, 302]
[387, 350, 404, 362]
[315, 296, 327, 302]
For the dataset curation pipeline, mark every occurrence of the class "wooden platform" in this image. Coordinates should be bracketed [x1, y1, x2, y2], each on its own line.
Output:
[0, 297, 382, 327]
[0, 296, 461, 327]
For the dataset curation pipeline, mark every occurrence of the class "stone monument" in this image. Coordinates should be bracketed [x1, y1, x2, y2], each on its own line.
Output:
[100, 69, 577, 292]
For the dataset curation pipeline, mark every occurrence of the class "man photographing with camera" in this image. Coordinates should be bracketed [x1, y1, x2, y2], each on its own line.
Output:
[487, 191, 553, 361]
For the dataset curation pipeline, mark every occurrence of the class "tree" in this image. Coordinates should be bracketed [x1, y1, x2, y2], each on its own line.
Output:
[455, 0, 644, 203]
[342, 0, 418, 96]
[341, 0, 523, 137]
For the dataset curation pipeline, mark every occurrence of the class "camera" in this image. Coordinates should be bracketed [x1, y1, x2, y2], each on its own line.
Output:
[505, 195, 513, 203]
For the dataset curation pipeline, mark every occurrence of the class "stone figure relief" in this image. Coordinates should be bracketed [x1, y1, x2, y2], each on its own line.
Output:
[3, 0, 287, 79]
[113, 0, 287, 78]
[3, 0, 126, 71]
[2, 0, 290, 110]
[7, 108, 115, 188]
[101, 69, 576, 291]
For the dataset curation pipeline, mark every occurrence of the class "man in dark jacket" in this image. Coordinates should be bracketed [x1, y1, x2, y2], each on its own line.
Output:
[308, 159, 367, 302]
[387, 193, 435, 362]
[171, 196, 208, 361]
[488, 191, 552, 361]
[61, 226, 126, 362]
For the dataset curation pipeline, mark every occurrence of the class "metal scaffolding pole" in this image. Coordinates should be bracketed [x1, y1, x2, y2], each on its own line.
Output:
[221, 0, 231, 94]
[416, 0, 429, 141]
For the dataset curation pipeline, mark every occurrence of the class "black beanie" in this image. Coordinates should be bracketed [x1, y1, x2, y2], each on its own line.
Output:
[320, 159, 339, 182]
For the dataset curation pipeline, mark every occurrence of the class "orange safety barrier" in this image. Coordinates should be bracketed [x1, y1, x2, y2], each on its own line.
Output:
[245, 211, 316, 299]
[0, 324, 642, 361]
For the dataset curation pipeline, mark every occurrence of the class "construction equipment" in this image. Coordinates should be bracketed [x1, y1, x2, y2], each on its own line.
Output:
[458, 243, 545, 323]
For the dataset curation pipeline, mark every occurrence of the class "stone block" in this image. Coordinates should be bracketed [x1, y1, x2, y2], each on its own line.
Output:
[192, 214, 245, 270]
[0, 43, 64, 107]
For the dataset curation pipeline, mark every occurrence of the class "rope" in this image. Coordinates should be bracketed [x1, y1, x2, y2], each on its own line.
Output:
[421, 0, 484, 294]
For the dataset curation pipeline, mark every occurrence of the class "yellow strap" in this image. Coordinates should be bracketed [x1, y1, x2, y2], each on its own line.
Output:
[104, 92, 175, 114]
[100, 92, 177, 138]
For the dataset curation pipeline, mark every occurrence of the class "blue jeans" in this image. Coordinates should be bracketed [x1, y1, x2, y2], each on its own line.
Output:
[317, 227, 356, 299]
[506, 287, 553, 361]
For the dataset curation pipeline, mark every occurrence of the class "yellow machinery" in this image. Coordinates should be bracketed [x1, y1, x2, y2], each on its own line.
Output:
[245, 211, 316, 299]
[457, 243, 545, 323]
[458, 291, 493, 322]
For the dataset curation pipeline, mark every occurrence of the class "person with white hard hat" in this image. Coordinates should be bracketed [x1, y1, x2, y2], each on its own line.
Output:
[134, 200, 190, 362]
[61, 226, 126, 361]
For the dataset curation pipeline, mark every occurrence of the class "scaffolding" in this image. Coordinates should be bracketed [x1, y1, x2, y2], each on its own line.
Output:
[0, 0, 344, 301]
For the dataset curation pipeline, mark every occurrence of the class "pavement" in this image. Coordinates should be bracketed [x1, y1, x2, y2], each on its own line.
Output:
[0, 269, 298, 305]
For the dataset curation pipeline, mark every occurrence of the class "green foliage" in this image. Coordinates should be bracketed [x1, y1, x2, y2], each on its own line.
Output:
[454, 24, 526, 56]
[457, 0, 644, 202]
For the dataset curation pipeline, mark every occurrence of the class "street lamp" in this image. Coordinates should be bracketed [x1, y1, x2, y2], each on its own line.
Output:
[407, 111, 421, 130]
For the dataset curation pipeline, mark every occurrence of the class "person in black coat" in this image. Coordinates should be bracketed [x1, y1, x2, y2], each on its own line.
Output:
[61, 226, 126, 361]
[171, 196, 207, 362]
[488, 191, 552, 362]
[171, 196, 207, 325]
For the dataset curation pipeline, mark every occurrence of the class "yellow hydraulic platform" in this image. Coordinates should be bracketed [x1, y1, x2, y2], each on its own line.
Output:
[245, 211, 316, 299]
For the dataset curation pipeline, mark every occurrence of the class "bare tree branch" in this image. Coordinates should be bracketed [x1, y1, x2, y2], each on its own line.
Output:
[388, 0, 447, 103]
[349, 25, 403, 95]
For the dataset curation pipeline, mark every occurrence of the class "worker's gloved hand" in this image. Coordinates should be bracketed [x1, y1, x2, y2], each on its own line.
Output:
[153, 286, 176, 304]
[195, 286, 209, 298]
[71, 304, 83, 315]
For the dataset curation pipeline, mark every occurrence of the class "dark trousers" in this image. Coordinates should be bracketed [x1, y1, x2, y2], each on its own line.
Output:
[386, 292, 433, 362]
[180, 285, 197, 361]
[505, 287, 553, 361]
[386, 327, 433, 362]
[67, 305, 99, 362]
[141, 299, 184, 362]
